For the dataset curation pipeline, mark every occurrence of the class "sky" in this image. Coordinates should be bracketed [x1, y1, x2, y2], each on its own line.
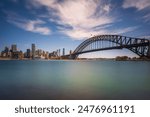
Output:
[0, 0, 150, 58]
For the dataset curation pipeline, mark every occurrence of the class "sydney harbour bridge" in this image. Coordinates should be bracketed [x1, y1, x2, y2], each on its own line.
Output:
[62, 35, 150, 59]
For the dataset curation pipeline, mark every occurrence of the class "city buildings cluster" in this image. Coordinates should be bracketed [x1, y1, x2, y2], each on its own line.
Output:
[0, 44, 67, 60]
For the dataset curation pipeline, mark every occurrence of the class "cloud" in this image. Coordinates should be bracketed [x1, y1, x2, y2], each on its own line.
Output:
[33, 0, 113, 28]
[123, 0, 150, 26]
[27, 0, 138, 39]
[5, 11, 51, 35]
[58, 26, 138, 40]
[22, 20, 51, 35]
[30, 0, 117, 39]
[110, 26, 138, 35]
[123, 0, 150, 10]
[143, 13, 150, 23]
[103, 4, 111, 13]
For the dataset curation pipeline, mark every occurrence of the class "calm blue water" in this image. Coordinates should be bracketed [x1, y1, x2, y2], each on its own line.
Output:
[0, 60, 150, 100]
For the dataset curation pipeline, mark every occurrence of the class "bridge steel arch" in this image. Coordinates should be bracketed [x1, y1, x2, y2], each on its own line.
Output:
[70, 35, 150, 59]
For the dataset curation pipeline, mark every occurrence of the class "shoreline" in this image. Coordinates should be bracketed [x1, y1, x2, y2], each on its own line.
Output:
[0, 57, 150, 61]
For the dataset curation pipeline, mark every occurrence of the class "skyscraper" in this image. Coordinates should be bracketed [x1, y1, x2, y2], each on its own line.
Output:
[26, 49, 31, 58]
[11, 44, 17, 52]
[32, 44, 35, 59]
[58, 49, 61, 56]
[63, 48, 65, 56]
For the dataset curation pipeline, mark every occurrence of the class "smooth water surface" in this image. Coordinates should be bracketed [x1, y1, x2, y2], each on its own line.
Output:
[0, 60, 150, 99]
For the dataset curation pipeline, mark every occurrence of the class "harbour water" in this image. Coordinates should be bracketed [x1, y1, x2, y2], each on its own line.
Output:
[0, 60, 150, 100]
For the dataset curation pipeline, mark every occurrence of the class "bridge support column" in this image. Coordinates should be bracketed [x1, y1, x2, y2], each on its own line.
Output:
[69, 54, 76, 59]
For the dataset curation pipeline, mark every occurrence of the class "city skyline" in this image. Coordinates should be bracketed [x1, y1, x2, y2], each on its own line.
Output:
[0, 43, 63, 59]
[0, 0, 150, 58]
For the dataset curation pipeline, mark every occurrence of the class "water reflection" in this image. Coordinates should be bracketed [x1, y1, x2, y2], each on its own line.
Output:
[0, 60, 150, 99]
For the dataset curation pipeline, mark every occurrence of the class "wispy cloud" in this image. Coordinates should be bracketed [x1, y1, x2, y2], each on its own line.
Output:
[4, 0, 139, 39]
[143, 13, 150, 23]
[58, 26, 138, 40]
[123, 0, 150, 26]
[110, 26, 138, 35]
[30, 0, 135, 39]
[4, 11, 51, 35]
[29, 0, 139, 39]
[123, 0, 150, 10]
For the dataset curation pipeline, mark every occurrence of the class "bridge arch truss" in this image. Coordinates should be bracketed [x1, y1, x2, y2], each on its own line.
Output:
[72, 35, 150, 59]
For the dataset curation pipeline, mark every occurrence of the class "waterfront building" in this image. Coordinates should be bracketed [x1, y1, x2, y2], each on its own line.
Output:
[26, 49, 31, 58]
[11, 44, 17, 52]
[45, 51, 49, 59]
[63, 48, 65, 56]
[11, 51, 23, 59]
[19, 51, 24, 59]
[1, 52, 6, 57]
[49, 51, 58, 58]
[70, 50, 72, 55]
[4, 46, 9, 53]
[43, 50, 45, 57]
[1, 46, 10, 57]
[56, 50, 59, 57]
[36, 49, 42, 57]
[59, 49, 61, 56]
[32, 44, 36, 59]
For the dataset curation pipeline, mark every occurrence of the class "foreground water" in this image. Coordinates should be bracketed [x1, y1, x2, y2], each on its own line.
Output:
[0, 60, 150, 100]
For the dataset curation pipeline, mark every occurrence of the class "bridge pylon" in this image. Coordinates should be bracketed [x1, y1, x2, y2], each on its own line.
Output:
[69, 54, 76, 59]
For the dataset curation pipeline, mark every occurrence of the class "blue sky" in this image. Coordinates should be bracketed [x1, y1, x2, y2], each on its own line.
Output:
[0, 0, 150, 58]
